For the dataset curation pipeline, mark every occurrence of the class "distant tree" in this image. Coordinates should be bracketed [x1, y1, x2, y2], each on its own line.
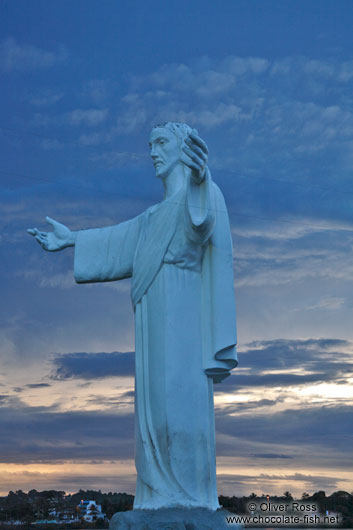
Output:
[101, 498, 109, 513]
[28, 489, 38, 497]
[283, 491, 293, 499]
[15, 490, 25, 497]
[327, 491, 353, 518]
[312, 491, 328, 513]
[302, 492, 310, 500]
[34, 495, 50, 517]
[313, 490, 326, 498]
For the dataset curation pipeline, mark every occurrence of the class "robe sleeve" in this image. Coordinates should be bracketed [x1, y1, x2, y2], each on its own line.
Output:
[74, 214, 142, 284]
[184, 166, 216, 244]
[201, 183, 238, 383]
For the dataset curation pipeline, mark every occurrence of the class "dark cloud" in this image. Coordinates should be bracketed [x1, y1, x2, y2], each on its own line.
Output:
[215, 338, 353, 391]
[218, 473, 345, 493]
[216, 405, 353, 453]
[50, 352, 135, 380]
[251, 453, 293, 459]
[121, 390, 135, 399]
[214, 399, 285, 414]
[222, 372, 333, 389]
[2, 338, 352, 484]
[50, 338, 353, 388]
[0, 396, 350, 475]
[0, 401, 134, 463]
[26, 383, 52, 388]
[43, 341, 348, 407]
[238, 338, 351, 371]
[86, 393, 134, 407]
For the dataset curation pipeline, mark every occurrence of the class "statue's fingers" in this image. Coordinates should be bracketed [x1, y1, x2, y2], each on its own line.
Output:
[182, 145, 204, 168]
[34, 235, 47, 248]
[27, 229, 36, 236]
[181, 153, 200, 172]
[184, 139, 207, 161]
[180, 152, 194, 167]
[193, 137, 208, 155]
[189, 131, 208, 154]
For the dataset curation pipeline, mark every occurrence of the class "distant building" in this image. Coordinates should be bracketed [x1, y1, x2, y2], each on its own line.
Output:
[36, 506, 78, 524]
[77, 499, 105, 523]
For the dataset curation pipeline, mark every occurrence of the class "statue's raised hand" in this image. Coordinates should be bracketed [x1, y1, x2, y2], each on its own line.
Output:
[27, 216, 76, 251]
[181, 129, 209, 184]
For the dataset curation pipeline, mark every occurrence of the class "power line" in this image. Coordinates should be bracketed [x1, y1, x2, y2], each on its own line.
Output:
[1, 125, 98, 149]
[2, 170, 353, 234]
[0, 125, 148, 161]
[1, 169, 69, 187]
[223, 168, 353, 197]
[0, 169, 147, 197]
[226, 210, 353, 233]
[2, 124, 353, 197]
[1, 125, 353, 234]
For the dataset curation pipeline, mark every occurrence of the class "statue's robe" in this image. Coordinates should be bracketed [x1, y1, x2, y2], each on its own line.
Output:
[74, 170, 237, 510]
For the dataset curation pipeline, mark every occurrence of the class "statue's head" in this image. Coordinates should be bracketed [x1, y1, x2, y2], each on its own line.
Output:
[149, 122, 192, 179]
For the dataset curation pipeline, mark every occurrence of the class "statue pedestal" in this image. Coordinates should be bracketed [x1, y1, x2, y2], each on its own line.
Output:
[109, 507, 242, 529]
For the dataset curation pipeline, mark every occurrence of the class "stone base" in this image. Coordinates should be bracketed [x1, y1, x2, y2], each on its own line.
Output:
[109, 507, 242, 529]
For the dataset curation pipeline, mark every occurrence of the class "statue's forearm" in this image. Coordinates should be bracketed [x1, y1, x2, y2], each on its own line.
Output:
[187, 167, 213, 223]
[185, 167, 215, 243]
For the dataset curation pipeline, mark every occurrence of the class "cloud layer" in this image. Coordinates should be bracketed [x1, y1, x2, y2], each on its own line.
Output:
[1, 2, 353, 496]
[0, 38, 67, 72]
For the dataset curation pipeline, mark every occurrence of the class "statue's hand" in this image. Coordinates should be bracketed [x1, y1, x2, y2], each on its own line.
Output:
[181, 129, 208, 184]
[27, 216, 76, 251]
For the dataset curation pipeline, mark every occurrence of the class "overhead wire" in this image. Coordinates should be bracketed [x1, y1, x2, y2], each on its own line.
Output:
[1, 125, 353, 234]
[1, 124, 353, 196]
[2, 169, 353, 234]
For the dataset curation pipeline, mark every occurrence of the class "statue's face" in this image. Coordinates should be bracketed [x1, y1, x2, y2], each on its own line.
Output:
[149, 128, 181, 179]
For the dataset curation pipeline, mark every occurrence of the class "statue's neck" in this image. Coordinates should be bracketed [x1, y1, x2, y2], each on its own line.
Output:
[161, 164, 187, 200]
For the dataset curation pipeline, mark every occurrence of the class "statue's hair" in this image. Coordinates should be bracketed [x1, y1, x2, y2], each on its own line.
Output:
[152, 122, 193, 144]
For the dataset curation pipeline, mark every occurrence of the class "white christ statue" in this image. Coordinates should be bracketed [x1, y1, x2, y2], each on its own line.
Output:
[28, 122, 237, 511]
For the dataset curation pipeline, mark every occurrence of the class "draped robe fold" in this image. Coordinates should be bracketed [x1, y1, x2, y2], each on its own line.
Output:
[74, 171, 237, 510]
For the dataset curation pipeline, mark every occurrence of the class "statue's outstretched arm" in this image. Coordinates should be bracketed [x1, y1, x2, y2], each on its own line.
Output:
[182, 131, 215, 241]
[27, 216, 77, 252]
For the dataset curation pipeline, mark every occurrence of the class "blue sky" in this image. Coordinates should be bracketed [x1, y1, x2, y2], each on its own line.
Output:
[1, 0, 353, 497]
